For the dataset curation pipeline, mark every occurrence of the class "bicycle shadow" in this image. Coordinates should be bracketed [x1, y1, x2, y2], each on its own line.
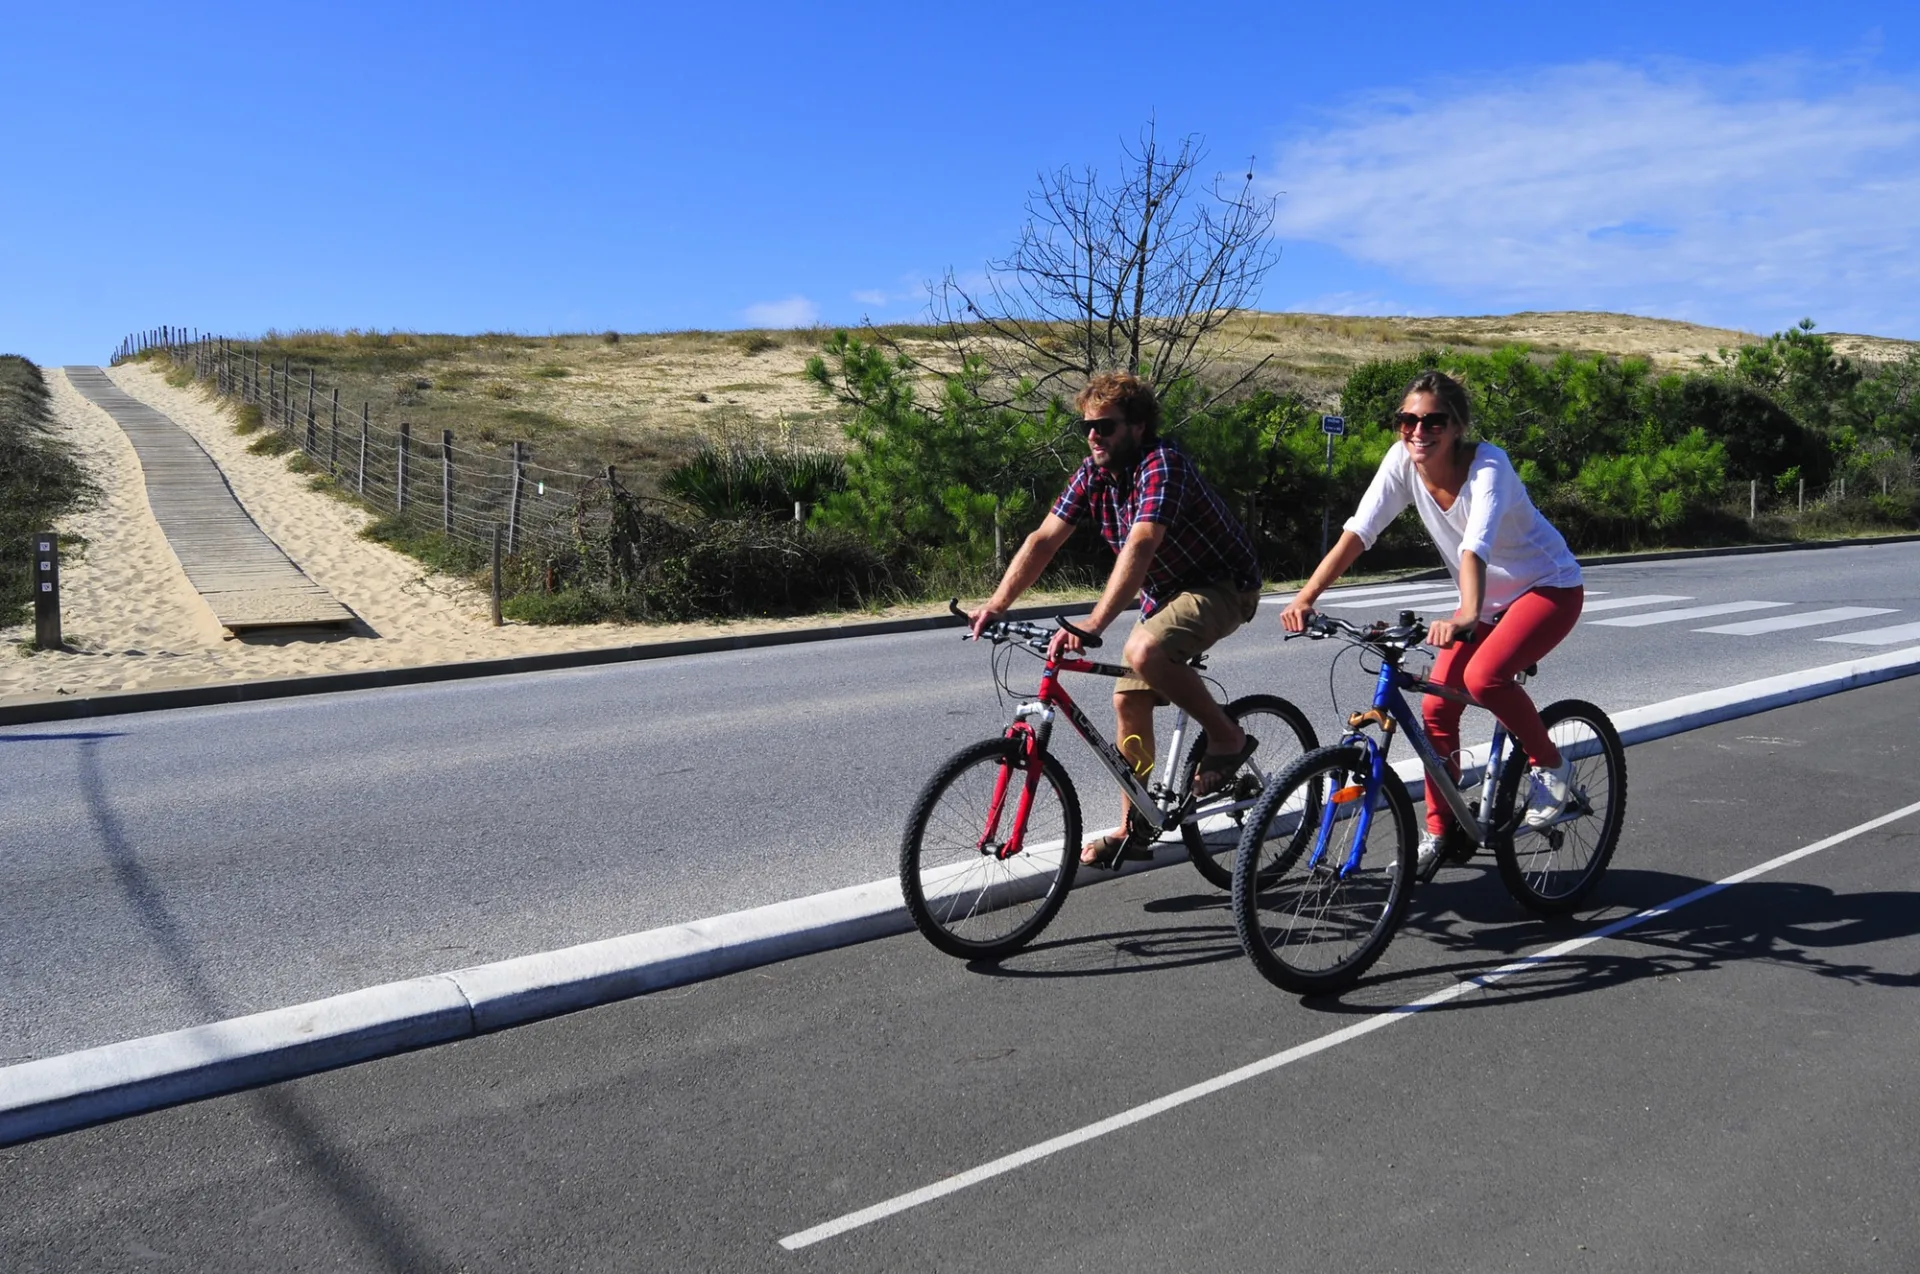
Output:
[965, 911, 1243, 980]
[1310, 864, 1920, 1014]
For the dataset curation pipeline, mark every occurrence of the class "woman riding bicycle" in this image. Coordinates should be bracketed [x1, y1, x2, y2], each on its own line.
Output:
[1279, 370, 1585, 872]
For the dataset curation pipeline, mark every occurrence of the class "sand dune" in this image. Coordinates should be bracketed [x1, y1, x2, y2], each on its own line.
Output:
[0, 365, 930, 708]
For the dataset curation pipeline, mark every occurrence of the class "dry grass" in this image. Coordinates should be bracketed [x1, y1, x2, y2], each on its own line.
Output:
[237, 313, 1916, 495]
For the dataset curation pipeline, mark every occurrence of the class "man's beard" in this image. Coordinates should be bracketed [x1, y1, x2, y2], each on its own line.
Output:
[1098, 433, 1143, 469]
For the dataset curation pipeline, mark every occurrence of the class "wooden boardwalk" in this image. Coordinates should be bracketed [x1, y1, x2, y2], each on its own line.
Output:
[64, 367, 355, 632]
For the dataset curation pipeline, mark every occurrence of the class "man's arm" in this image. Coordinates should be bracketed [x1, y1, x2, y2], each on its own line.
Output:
[969, 513, 1076, 638]
[1044, 520, 1162, 658]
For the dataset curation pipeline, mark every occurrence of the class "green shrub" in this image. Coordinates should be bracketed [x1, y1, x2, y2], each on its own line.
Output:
[234, 402, 265, 434]
[0, 356, 97, 619]
[662, 443, 845, 519]
[247, 430, 294, 456]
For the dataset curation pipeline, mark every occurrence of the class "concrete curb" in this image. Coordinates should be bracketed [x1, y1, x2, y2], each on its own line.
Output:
[0, 598, 1102, 727]
[5, 643, 1919, 1144]
[7, 535, 1918, 727]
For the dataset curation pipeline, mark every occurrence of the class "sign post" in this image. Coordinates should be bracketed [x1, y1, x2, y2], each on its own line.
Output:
[33, 532, 61, 649]
[1318, 416, 1346, 558]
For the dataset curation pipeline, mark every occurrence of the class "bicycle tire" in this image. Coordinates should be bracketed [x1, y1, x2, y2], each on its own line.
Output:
[1178, 694, 1319, 890]
[1487, 699, 1626, 915]
[1231, 745, 1416, 995]
[900, 736, 1082, 959]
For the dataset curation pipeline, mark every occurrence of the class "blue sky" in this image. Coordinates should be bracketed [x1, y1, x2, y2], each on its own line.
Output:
[2, 1, 1917, 366]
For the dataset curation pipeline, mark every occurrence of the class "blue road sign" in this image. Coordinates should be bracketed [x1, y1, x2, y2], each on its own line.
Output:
[1321, 415, 1346, 436]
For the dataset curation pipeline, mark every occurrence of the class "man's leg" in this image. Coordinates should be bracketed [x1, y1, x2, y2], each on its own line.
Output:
[1121, 630, 1240, 747]
[1091, 687, 1160, 858]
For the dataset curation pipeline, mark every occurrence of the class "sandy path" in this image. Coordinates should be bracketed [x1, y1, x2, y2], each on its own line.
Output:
[0, 365, 945, 707]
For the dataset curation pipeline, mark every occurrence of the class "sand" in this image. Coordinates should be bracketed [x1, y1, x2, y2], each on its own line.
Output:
[0, 364, 948, 708]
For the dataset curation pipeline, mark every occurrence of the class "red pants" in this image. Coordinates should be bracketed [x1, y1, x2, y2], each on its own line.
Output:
[1423, 585, 1584, 835]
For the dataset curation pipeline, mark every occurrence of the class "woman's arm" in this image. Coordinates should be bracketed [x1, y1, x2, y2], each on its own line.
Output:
[1280, 531, 1366, 632]
[1428, 550, 1485, 647]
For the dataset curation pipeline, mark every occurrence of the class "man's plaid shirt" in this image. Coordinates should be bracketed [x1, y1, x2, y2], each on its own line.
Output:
[1050, 440, 1259, 616]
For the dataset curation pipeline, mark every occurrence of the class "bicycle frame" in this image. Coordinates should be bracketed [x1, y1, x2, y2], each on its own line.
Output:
[1305, 648, 1518, 878]
[1001, 651, 1191, 841]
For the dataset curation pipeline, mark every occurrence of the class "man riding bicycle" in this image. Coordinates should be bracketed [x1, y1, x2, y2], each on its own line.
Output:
[966, 371, 1264, 868]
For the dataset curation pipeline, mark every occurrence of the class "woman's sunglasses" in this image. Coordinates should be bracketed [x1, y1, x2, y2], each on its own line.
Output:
[1394, 411, 1453, 434]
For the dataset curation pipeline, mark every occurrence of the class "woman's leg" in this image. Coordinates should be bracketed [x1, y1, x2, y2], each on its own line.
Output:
[1459, 586, 1584, 767]
[1420, 642, 1474, 836]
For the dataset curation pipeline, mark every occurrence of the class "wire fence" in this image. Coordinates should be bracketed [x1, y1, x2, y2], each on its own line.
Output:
[113, 326, 681, 590]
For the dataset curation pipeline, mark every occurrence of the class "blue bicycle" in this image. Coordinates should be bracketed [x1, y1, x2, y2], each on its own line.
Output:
[1230, 610, 1627, 994]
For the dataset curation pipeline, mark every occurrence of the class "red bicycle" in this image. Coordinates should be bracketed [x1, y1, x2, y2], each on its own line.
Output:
[900, 605, 1316, 959]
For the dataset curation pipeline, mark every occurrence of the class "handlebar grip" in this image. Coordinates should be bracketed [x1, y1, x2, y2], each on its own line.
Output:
[1056, 615, 1103, 649]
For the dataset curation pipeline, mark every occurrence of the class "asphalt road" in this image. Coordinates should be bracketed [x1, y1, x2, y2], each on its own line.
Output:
[5, 541, 1920, 1062]
[3, 666, 1916, 1271]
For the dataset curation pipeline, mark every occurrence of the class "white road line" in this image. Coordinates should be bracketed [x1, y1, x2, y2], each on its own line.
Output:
[1696, 607, 1898, 636]
[1320, 589, 1461, 610]
[1590, 601, 1787, 628]
[777, 797, 1920, 1252]
[1818, 619, 1920, 646]
[1580, 594, 1694, 613]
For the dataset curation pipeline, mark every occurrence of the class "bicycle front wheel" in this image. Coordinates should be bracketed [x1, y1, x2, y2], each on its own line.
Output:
[1488, 699, 1627, 915]
[900, 736, 1082, 959]
[1231, 746, 1415, 995]
[1178, 693, 1319, 890]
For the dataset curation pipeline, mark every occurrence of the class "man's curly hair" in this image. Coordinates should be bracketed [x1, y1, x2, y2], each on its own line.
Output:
[1075, 371, 1161, 441]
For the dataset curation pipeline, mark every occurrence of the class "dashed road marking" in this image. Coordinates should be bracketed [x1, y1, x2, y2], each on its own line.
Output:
[777, 798, 1920, 1252]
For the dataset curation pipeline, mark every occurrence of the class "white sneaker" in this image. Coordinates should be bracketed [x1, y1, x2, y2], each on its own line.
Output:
[1416, 831, 1443, 873]
[1523, 758, 1576, 828]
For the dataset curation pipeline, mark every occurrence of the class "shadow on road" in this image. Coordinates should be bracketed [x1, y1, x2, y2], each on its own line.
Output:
[65, 735, 450, 1272]
[1310, 863, 1920, 1014]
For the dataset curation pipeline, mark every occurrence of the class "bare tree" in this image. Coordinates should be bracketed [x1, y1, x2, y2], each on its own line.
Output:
[932, 122, 1279, 422]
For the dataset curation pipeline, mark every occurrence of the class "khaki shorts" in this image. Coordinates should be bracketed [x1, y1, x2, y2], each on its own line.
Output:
[1115, 580, 1264, 696]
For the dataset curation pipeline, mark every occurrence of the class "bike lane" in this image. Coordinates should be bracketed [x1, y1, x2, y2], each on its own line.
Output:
[4, 679, 1918, 1272]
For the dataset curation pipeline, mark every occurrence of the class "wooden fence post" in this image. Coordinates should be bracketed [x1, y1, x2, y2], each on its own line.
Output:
[606, 464, 618, 588]
[491, 526, 504, 626]
[442, 430, 454, 532]
[1749, 479, 1756, 521]
[329, 388, 340, 473]
[358, 402, 369, 496]
[304, 369, 317, 453]
[1799, 477, 1805, 512]
[397, 423, 411, 512]
[507, 441, 525, 555]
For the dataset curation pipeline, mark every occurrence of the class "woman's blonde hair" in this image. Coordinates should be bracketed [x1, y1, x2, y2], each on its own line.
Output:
[1401, 369, 1472, 432]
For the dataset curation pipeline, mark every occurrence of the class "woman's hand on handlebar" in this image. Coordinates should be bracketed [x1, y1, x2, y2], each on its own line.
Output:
[1426, 609, 1480, 648]
[1279, 595, 1316, 635]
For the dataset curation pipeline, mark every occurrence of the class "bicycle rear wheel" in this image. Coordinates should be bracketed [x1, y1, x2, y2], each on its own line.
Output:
[1231, 746, 1415, 995]
[900, 736, 1082, 959]
[1178, 694, 1319, 889]
[1487, 699, 1626, 915]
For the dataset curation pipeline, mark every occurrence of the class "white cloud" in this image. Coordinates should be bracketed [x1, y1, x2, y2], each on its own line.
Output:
[1284, 291, 1431, 318]
[743, 295, 821, 328]
[1267, 61, 1920, 335]
[851, 288, 891, 306]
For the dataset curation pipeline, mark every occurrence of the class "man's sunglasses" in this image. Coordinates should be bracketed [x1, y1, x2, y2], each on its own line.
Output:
[1084, 416, 1129, 438]
[1394, 411, 1453, 434]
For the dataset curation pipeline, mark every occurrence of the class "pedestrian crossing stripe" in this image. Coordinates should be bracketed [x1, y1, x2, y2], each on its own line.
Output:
[1696, 607, 1898, 636]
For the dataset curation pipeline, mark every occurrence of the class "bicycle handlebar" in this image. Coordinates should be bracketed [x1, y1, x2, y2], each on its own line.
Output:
[1295, 609, 1430, 650]
[949, 599, 1104, 651]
